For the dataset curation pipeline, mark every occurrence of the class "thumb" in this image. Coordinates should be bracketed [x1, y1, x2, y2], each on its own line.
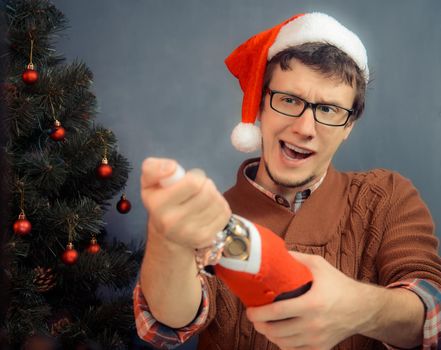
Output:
[140, 157, 177, 189]
[288, 251, 317, 267]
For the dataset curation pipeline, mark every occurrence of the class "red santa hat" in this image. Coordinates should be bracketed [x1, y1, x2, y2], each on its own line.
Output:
[226, 12, 369, 153]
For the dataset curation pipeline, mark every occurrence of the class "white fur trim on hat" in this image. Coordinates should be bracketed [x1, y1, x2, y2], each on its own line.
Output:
[231, 122, 261, 153]
[268, 12, 369, 81]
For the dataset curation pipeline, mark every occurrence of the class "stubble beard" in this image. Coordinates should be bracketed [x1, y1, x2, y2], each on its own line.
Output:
[263, 158, 316, 190]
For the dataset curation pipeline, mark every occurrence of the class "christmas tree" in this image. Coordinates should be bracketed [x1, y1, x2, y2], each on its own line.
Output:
[1, 0, 142, 348]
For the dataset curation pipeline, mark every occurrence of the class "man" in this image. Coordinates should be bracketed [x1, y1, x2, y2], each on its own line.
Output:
[134, 12, 441, 350]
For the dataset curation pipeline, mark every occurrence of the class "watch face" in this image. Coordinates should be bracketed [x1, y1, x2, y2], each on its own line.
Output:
[224, 236, 249, 260]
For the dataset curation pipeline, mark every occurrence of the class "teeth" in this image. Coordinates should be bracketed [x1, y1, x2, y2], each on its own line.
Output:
[284, 142, 312, 154]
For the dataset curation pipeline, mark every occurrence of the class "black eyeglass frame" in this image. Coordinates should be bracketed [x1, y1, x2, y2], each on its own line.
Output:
[267, 89, 354, 127]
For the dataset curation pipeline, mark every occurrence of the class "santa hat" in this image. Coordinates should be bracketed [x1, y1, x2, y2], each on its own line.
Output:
[226, 12, 369, 153]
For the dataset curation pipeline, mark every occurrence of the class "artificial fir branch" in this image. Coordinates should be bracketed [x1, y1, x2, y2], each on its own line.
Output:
[6, 0, 66, 69]
[4, 85, 42, 139]
[65, 243, 140, 291]
[2, 1, 139, 348]
[18, 149, 69, 194]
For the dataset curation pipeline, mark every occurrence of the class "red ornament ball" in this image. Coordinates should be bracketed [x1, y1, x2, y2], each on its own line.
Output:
[13, 213, 32, 236]
[117, 195, 131, 214]
[22, 67, 39, 85]
[61, 243, 79, 265]
[50, 121, 66, 141]
[86, 238, 100, 254]
[96, 163, 113, 179]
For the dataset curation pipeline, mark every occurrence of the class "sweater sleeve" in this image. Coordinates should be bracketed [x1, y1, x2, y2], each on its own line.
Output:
[376, 173, 441, 349]
[133, 277, 210, 349]
[376, 172, 441, 287]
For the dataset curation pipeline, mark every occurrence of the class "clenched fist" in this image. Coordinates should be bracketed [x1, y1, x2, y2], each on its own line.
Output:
[140, 157, 232, 250]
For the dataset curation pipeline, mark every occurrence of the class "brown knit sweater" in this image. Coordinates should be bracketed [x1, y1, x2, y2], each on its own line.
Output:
[197, 158, 441, 350]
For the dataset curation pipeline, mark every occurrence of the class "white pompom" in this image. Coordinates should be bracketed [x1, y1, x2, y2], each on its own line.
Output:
[230, 122, 261, 153]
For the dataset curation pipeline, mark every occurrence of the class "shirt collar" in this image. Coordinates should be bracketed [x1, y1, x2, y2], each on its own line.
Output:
[243, 160, 326, 212]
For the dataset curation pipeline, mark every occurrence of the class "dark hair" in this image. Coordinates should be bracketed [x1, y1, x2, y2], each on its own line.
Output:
[262, 42, 367, 121]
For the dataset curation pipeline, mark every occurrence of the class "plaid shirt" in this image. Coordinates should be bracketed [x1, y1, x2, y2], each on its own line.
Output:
[242, 161, 324, 213]
[133, 276, 209, 349]
[133, 163, 441, 349]
[386, 279, 441, 350]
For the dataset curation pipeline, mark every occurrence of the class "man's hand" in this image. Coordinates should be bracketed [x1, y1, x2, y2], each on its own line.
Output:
[140, 157, 232, 250]
[139, 157, 232, 327]
[246, 252, 365, 350]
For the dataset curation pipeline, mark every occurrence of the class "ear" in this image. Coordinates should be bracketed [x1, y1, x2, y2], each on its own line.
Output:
[343, 119, 355, 141]
[256, 109, 262, 122]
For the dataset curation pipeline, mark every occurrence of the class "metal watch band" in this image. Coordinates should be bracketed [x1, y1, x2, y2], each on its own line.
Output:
[222, 216, 250, 261]
[194, 215, 251, 276]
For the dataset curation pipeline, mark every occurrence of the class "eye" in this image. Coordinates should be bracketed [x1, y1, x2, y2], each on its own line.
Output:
[279, 95, 302, 105]
[317, 104, 339, 114]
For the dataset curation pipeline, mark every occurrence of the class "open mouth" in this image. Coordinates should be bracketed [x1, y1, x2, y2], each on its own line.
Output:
[280, 141, 314, 160]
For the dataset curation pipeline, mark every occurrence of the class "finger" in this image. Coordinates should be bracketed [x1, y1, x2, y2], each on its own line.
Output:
[178, 177, 225, 220]
[288, 251, 322, 270]
[177, 178, 216, 217]
[260, 317, 303, 338]
[246, 297, 309, 322]
[253, 320, 307, 349]
[274, 333, 309, 349]
[177, 193, 231, 247]
[196, 204, 231, 247]
[152, 178, 229, 243]
[140, 157, 177, 189]
[288, 251, 313, 261]
[146, 168, 208, 209]
[173, 168, 207, 204]
[183, 201, 225, 235]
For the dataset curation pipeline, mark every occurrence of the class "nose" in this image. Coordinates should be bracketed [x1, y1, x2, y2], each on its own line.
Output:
[289, 106, 316, 139]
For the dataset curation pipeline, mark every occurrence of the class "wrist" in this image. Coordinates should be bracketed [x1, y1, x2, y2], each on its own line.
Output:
[353, 282, 425, 348]
[352, 281, 387, 336]
[145, 223, 195, 263]
[141, 224, 203, 329]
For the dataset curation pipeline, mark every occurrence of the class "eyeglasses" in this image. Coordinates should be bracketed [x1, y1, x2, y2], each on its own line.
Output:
[267, 89, 354, 127]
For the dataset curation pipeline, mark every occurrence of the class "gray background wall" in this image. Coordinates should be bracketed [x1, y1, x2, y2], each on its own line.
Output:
[54, 0, 441, 243]
[53, 0, 440, 347]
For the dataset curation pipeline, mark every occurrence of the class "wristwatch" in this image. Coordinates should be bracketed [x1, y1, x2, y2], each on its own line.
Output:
[195, 215, 251, 276]
[222, 215, 251, 261]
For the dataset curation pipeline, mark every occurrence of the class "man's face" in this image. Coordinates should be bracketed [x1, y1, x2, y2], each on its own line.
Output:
[256, 59, 356, 192]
